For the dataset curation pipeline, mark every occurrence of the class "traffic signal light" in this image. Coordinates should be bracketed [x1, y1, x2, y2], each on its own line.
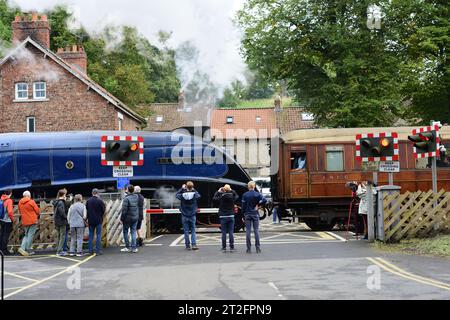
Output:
[101, 136, 144, 166]
[408, 128, 440, 158]
[359, 137, 395, 159]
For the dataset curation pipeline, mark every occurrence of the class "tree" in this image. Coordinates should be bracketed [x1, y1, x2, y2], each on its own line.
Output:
[237, 0, 449, 127]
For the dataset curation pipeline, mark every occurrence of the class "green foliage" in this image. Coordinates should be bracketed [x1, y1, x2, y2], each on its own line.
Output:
[0, 3, 181, 110]
[237, 0, 450, 127]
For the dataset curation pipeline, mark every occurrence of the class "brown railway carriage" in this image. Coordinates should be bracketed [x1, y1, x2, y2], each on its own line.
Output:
[271, 126, 450, 230]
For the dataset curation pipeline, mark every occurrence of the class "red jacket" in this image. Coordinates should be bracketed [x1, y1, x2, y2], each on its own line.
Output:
[1, 195, 14, 223]
[18, 197, 41, 226]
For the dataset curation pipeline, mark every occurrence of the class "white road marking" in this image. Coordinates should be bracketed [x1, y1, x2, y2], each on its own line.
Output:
[144, 244, 164, 247]
[268, 282, 285, 299]
[169, 235, 185, 247]
[326, 232, 348, 242]
[144, 235, 164, 243]
[172, 240, 343, 246]
[12, 267, 67, 275]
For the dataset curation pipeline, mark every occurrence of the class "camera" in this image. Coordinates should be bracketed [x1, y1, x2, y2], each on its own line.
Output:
[345, 182, 358, 192]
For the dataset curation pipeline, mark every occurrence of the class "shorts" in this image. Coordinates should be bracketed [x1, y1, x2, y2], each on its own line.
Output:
[136, 219, 143, 230]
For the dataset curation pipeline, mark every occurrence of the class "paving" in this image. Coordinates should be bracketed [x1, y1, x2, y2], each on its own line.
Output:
[2, 219, 449, 300]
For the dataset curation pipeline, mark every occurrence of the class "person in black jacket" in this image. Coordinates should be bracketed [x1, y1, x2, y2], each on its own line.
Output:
[53, 189, 68, 256]
[120, 185, 140, 253]
[86, 189, 106, 255]
[134, 186, 145, 247]
[213, 184, 239, 253]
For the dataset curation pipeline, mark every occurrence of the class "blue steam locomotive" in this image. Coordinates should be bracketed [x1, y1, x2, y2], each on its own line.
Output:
[0, 131, 251, 232]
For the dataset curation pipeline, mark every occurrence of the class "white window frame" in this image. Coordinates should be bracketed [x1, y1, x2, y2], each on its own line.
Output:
[27, 117, 35, 133]
[226, 116, 234, 124]
[15, 83, 28, 100]
[301, 113, 315, 121]
[156, 116, 164, 123]
[33, 82, 47, 100]
[256, 116, 262, 123]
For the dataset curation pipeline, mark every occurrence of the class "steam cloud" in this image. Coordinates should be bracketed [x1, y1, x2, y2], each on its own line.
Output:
[9, 0, 248, 103]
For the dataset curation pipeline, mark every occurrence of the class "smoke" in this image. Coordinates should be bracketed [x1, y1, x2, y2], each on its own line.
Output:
[7, 44, 60, 82]
[9, 0, 248, 104]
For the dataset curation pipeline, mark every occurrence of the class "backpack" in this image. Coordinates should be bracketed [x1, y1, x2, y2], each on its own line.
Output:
[0, 199, 5, 220]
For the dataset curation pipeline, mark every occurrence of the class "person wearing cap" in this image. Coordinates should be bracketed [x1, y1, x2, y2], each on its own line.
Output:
[134, 186, 145, 247]
[86, 188, 106, 255]
[176, 181, 201, 251]
[242, 181, 267, 254]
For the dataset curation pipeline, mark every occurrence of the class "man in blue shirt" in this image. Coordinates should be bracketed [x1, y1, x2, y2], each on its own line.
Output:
[242, 181, 267, 253]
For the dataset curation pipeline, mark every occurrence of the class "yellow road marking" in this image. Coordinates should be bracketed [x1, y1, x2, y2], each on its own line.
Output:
[4, 254, 96, 299]
[14, 267, 67, 275]
[367, 257, 450, 292]
[4, 272, 38, 283]
[4, 286, 28, 291]
[375, 258, 450, 289]
[317, 232, 335, 240]
[54, 255, 83, 263]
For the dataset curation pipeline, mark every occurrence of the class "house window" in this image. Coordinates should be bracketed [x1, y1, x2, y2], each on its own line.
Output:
[256, 116, 262, 123]
[301, 113, 314, 121]
[33, 82, 46, 99]
[15, 83, 28, 100]
[156, 116, 164, 123]
[326, 146, 344, 171]
[27, 117, 35, 133]
[226, 116, 234, 124]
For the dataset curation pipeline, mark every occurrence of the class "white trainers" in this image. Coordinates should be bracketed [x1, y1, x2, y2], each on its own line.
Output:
[132, 248, 138, 253]
[121, 248, 131, 253]
[18, 248, 29, 257]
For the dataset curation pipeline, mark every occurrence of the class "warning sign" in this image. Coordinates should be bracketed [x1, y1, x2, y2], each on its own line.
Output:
[113, 166, 134, 178]
[379, 161, 400, 173]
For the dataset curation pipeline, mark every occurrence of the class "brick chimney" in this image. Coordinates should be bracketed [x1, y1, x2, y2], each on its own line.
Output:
[274, 95, 282, 112]
[56, 45, 88, 74]
[12, 13, 51, 49]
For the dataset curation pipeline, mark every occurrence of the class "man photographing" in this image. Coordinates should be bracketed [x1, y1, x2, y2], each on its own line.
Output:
[242, 181, 267, 254]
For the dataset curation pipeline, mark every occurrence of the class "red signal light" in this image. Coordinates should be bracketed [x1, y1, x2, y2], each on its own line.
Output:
[380, 138, 390, 148]
[130, 143, 139, 152]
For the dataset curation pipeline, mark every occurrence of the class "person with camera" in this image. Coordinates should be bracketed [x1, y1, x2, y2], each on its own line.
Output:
[213, 184, 239, 253]
[356, 181, 377, 240]
[176, 182, 201, 251]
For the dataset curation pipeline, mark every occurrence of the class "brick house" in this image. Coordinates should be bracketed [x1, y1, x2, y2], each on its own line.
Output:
[211, 98, 316, 177]
[0, 13, 145, 133]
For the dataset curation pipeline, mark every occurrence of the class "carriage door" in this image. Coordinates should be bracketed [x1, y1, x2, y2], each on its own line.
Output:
[289, 145, 309, 198]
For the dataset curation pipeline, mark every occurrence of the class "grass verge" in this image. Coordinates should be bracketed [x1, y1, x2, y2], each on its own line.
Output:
[373, 234, 450, 258]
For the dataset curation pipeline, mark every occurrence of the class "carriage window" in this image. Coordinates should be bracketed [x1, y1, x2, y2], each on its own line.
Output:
[326, 146, 344, 171]
[291, 152, 307, 170]
[437, 145, 450, 167]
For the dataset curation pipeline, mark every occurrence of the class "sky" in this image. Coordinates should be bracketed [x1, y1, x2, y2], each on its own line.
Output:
[9, 0, 248, 95]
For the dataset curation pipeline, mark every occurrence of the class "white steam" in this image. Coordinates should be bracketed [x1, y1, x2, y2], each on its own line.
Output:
[7, 45, 60, 82]
[9, 0, 248, 103]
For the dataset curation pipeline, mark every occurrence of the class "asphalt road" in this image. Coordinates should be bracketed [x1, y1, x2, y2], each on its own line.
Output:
[2, 220, 450, 300]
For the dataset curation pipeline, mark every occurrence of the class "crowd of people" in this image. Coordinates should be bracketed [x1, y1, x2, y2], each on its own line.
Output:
[0, 180, 268, 257]
[0, 185, 146, 257]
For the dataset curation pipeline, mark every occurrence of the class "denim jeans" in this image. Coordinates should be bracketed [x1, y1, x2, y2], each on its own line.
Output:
[181, 215, 197, 248]
[272, 207, 281, 223]
[89, 224, 103, 254]
[123, 221, 138, 250]
[70, 227, 84, 254]
[21, 224, 38, 252]
[220, 217, 235, 250]
[245, 214, 260, 251]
